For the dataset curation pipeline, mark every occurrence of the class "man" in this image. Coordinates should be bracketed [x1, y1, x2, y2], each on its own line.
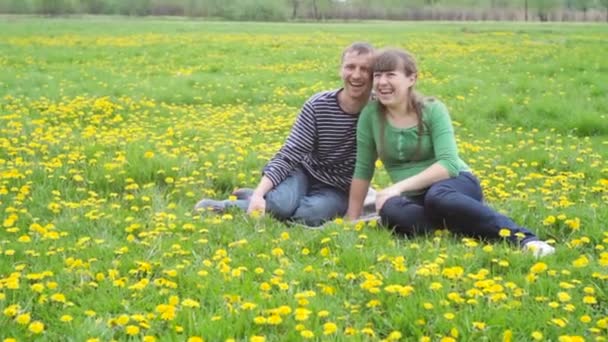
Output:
[195, 42, 375, 227]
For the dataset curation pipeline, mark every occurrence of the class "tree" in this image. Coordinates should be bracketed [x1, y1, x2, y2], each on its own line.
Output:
[531, 0, 557, 21]
[289, 0, 299, 19]
[601, 0, 608, 21]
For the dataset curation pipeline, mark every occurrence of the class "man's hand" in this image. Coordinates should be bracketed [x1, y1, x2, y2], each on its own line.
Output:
[247, 193, 266, 216]
[375, 186, 401, 213]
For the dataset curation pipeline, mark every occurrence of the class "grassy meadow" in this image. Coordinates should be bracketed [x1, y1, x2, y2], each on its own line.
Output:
[0, 18, 607, 341]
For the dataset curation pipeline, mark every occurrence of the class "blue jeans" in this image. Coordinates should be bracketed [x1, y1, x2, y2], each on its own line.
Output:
[227, 167, 348, 227]
[379, 172, 538, 246]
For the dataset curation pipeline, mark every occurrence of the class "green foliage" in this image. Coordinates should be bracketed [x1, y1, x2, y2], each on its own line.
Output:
[0, 0, 607, 20]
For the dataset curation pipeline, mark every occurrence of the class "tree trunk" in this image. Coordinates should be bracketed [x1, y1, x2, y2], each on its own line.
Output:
[291, 0, 297, 19]
[524, 0, 528, 21]
[312, 0, 318, 20]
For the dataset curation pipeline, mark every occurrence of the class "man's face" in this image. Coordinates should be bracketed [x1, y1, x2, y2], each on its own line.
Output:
[340, 51, 373, 100]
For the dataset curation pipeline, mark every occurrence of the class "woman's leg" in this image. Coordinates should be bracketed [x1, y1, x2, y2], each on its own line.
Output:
[379, 195, 439, 235]
[424, 172, 537, 245]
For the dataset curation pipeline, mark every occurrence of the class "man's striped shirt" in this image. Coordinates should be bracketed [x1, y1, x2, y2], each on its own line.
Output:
[263, 89, 360, 192]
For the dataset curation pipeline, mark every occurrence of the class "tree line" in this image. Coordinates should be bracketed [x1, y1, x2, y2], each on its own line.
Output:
[1, 0, 607, 21]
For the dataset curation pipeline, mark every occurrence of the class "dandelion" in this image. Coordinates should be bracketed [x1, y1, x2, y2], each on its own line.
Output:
[28, 321, 45, 334]
[323, 322, 338, 335]
[15, 313, 31, 325]
[572, 255, 589, 268]
[125, 325, 140, 336]
[530, 262, 548, 274]
[531, 331, 543, 340]
[473, 321, 486, 330]
[503, 329, 512, 342]
[187, 337, 204, 342]
[499, 229, 511, 237]
[300, 330, 314, 339]
[60, 314, 73, 322]
[386, 331, 402, 340]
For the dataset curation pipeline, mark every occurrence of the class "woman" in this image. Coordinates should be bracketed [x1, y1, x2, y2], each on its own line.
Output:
[345, 48, 554, 257]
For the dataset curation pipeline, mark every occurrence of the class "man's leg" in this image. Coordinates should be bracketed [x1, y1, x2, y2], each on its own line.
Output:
[291, 184, 348, 227]
[194, 168, 308, 218]
[263, 168, 309, 220]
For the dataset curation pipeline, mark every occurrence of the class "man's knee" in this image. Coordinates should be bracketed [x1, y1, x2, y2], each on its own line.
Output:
[292, 197, 347, 227]
[265, 189, 299, 219]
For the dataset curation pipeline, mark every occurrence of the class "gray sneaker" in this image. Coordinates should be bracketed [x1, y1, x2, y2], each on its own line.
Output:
[193, 199, 227, 213]
[232, 188, 254, 200]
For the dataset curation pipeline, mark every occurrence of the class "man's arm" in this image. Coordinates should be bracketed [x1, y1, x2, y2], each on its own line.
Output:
[247, 176, 274, 214]
[262, 99, 318, 187]
[248, 97, 319, 215]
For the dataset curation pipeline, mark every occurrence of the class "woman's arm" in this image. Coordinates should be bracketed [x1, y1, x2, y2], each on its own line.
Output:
[346, 105, 377, 220]
[376, 101, 459, 209]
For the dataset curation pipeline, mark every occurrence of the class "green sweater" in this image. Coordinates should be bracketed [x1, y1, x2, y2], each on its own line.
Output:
[354, 99, 469, 195]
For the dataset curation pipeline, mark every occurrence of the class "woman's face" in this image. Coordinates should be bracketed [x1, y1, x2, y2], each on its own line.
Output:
[373, 67, 416, 108]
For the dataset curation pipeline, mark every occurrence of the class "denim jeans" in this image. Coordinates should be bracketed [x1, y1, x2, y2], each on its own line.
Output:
[379, 172, 538, 246]
[227, 167, 348, 227]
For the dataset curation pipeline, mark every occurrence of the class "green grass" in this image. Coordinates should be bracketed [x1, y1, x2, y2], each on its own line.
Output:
[0, 18, 607, 341]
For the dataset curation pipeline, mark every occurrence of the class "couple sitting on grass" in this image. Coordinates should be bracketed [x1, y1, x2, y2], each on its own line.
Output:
[195, 42, 555, 258]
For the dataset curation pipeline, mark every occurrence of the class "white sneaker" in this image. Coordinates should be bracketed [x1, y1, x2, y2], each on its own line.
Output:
[523, 240, 555, 258]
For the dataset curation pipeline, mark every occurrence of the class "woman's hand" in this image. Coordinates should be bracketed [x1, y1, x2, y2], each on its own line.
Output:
[375, 186, 401, 212]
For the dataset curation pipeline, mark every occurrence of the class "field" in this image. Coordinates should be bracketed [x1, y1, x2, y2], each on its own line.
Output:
[0, 18, 607, 341]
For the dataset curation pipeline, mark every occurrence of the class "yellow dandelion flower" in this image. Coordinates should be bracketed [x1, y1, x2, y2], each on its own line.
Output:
[572, 255, 589, 268]
[125, 325, 140, 336]
[50, 292, 66, 303]
[15, 313, 31, 325]
[253, 316, 267, 325]
[187, 337, 204, 342]
[543, 215, 556, 225]
[267, 315, 282, 325]
[530, 262, 548, 274]
[3, 304, 20, 317]
[473, 321, 486, 330]
[531, 331, 543, 340]
[503, 329, 512, 342]
[300, 330, 314, 339]
[28, 321, 45, 334]
[323, 322, 338, 335]
[499, 229, 511, 237]
[583, 296, 597, 304]
[558, 292, 571, 302]
[182, 299, 200, 308]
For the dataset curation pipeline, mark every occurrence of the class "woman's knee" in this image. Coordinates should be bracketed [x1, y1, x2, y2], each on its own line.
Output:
[424, 184, 450, 212]
[379, 196, 421, 232]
